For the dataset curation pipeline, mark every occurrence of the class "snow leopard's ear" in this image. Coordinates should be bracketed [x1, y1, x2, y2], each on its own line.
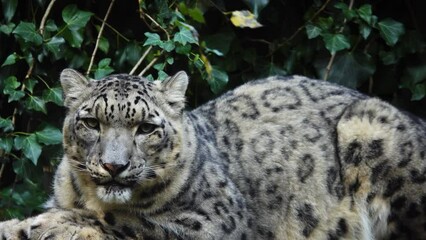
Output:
[154, 71, 189, 116]
[60, 69, 91, 109]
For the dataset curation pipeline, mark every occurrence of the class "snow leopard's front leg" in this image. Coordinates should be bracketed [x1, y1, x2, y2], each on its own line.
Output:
[0, 208, 117, 240]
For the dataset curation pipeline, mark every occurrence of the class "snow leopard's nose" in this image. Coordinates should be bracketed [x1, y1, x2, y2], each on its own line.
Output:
[101, 162, 129, 177]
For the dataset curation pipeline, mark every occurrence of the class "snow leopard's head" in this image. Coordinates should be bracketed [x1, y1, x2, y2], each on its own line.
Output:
[60, 69, 188, 204]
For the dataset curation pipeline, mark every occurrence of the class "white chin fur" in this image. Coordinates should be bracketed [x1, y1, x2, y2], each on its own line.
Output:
[96, 186, 132, 203]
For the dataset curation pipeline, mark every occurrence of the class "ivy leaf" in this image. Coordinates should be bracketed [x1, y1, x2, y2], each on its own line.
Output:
[94, 68, 114, 80]
[193, 54, 205, 70]
[45, 37, 66, 59]
[4, 76, 20, 89]
[3, 76, 25, 102]
[143, 32, 162, 47]
[154, 62, 166, 71]
[204, 31, 235, 56]
[99, 37, 110, 53]
[120, 42, 143, 65]
[0, 137, 13, 153]
[175, 44, 191, 55]
[94, 58, 114, 79]
[66, 49, 87, 68]
[145, 74, 154, 81]
[334, 2, 356, 20]
[26, 96, 47, 114]
[377, 19, 405, 46]
[42, 87, 63, 106]
[98, 58, 111, 68]
[13, 22, 43, 45]
[0, 117, 14, 132]
[379, 51, 398, 65]
[2, 52, 19, 67]
[359, 24, 372, 39]
[44, 19, 58, 32]
[23, 78, 38, 94]
[207, 66, 229, 94]
[35, 125, 62, 145]
[61, 27, 84, 48]
[357, 4, 373, 25]
[173, 27, 198, 45]
[13, 135, 42, 165]
[62, 4, 93, 31]
[160, 40, 175, 52]
[2, 0, 18, 23]
[322, 33, 351, 54]
[187, 7, 205, 23]
[317, 17, 333, 31]
[230, 10, 262, 28]
[306, 24, 321, 39]
[411, 84, 426, 101]
[166, 57, 174, 65]
[4, 89, 25, 102]
[401, 65, 426, 100]
[61, 5, 92, 48]
[158, 70, 169, 81]
[0, 22, 16, 35]
[13, 136, 24, 150]
[21, 134, 42, 165]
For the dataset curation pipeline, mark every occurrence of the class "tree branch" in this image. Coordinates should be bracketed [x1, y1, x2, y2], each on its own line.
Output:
[129, 46, 152, 75]
[86, 0, 116, 76]
[138, 57, 159, 77]
[323, 53, 336, 81]
[39, 0, 57, 36]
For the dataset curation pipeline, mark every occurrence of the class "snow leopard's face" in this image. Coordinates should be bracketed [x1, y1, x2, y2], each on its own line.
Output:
[60, 69, 188, 203]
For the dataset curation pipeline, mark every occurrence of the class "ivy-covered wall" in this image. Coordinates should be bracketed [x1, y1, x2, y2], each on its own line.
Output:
[0, 0, 425, 219]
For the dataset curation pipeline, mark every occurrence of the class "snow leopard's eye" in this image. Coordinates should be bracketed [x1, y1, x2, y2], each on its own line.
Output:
[137, 123, 157, 135]
[81, 118, 100, 130]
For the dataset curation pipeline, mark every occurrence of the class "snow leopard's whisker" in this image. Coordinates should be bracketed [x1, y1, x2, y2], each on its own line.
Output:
[68, 160, 88, 172]
[148, 163, 179, 170]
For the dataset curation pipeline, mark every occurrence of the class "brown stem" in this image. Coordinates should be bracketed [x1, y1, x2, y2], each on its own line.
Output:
[137, 6, 156, 32]
[138, 57, 159, 77]
[86, 0, 116, 76]
[368, 77, 374, 94]
[0, 162, 5, 181]
[39, 0, 57, 36]
[129, 46, 152, 75]
[323, 53, 336, 81]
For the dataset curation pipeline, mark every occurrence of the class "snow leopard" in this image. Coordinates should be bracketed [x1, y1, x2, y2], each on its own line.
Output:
[0, 69, 425, 240]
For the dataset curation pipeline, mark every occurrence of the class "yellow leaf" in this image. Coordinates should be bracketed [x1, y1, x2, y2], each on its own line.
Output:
[230, 10, 262, 28]
[201, 54, 212, 75]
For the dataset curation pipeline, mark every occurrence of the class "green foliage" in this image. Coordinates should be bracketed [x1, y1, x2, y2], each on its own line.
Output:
[0, 0, 425, 219]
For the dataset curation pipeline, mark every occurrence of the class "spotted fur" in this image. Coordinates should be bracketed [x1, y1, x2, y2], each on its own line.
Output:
[0, 69, 425, 240]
